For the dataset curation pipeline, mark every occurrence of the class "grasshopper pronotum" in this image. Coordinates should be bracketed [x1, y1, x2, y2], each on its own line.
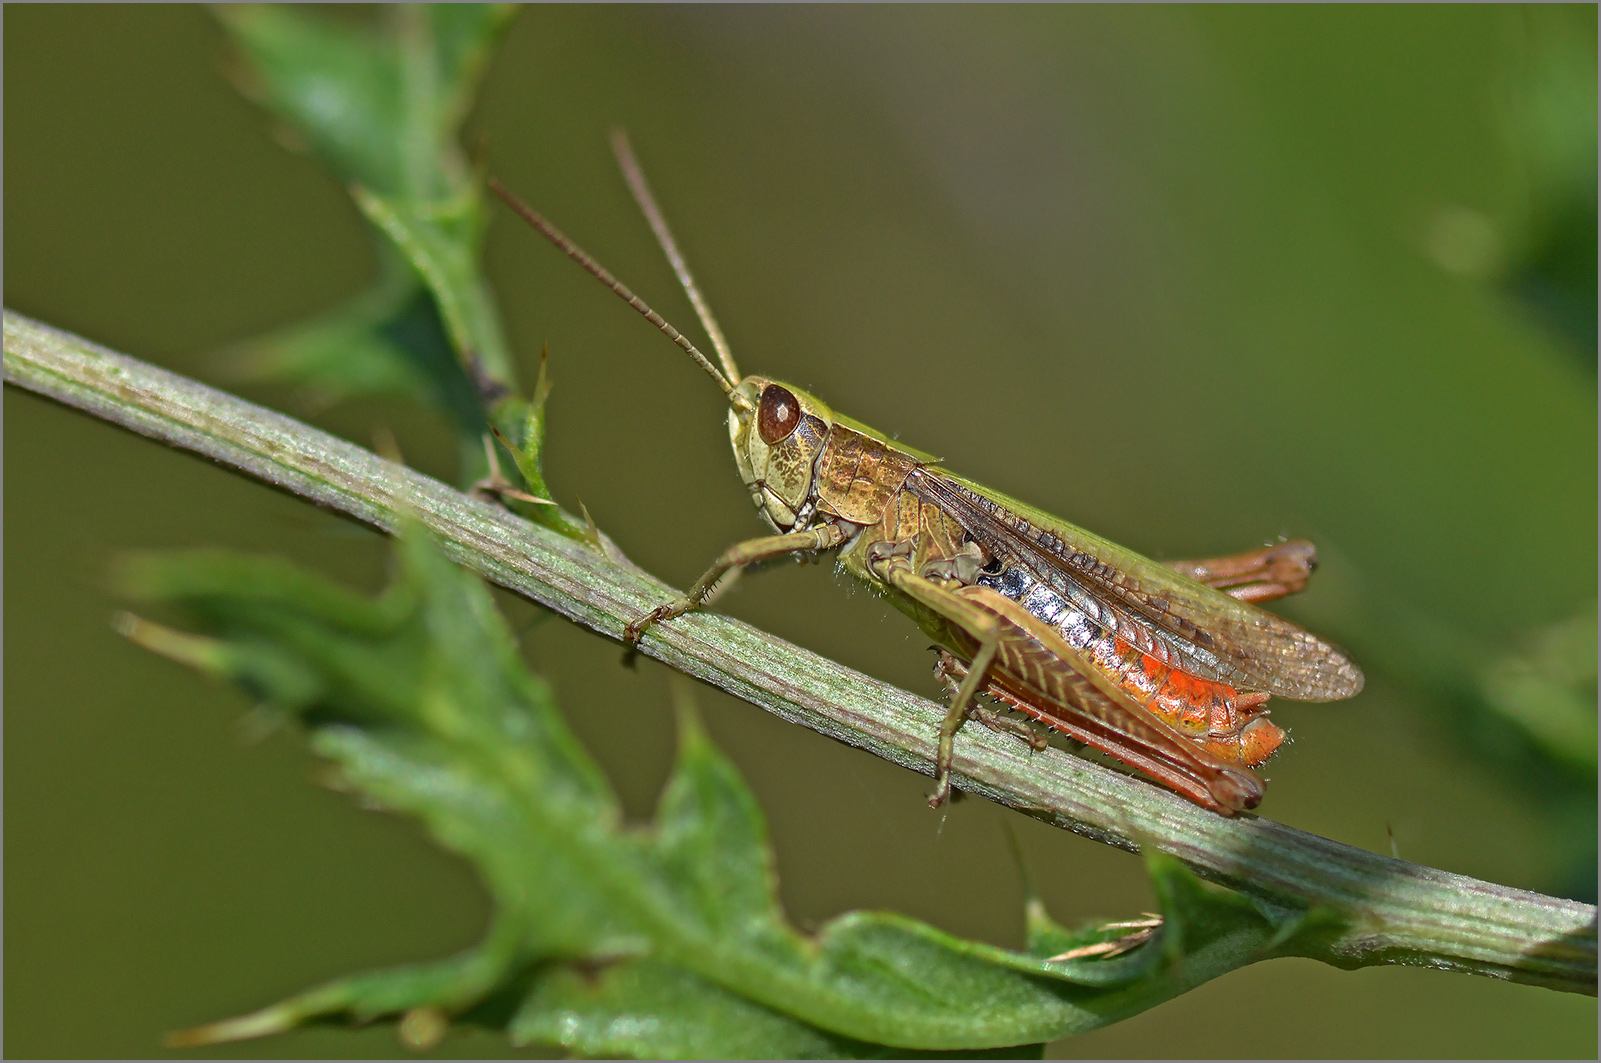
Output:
[489, 133, 1362, 815]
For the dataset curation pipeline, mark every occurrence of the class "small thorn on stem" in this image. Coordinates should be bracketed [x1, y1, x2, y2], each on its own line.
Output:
[1046, 914, 1164, 962]
[472, 432, 555, 508]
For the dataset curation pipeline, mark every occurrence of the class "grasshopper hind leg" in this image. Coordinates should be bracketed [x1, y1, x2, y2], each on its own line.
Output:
[1166, 540, 1317, 604]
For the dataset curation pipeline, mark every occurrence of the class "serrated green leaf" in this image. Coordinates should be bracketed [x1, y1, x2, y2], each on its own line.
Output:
[486, 346, 555, 499]
[510, 955, 1042, 1060]
[349, 184, 513, 391]
[123, 526, 1293, 1056]
[513, 958, 899, 1060]
[653, 685, 786, 939]
[213, 2, 591, 536]
[217, 4, 407, 192]
[215, 4, 544, 496]
[414, 5, 519, 142]
[216, 4, 513, 198]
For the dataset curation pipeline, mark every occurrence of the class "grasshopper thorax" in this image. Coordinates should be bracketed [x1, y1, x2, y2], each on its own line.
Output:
[729, 376, 833, 532]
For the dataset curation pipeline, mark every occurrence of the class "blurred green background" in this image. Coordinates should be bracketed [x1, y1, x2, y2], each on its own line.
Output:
[6, 5, 1596, 1058]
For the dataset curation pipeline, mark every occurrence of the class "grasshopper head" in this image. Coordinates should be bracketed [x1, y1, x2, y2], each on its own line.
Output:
[728, 376, 833, 531]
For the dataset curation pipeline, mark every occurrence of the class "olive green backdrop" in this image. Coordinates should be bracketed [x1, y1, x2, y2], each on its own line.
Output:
[6, 5, 1596, 1058]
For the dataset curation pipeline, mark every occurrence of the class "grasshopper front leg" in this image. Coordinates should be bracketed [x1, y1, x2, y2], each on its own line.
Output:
[625, 523, 849, 645]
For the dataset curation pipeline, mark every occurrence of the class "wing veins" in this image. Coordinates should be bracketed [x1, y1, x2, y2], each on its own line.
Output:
[912, 469, 1363, 700]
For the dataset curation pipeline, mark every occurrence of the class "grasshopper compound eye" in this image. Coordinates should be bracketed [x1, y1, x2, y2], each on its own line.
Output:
[757, 385, 802, 444]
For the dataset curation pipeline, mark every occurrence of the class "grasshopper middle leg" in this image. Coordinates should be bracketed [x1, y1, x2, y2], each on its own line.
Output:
[867, 547, 1007, 808]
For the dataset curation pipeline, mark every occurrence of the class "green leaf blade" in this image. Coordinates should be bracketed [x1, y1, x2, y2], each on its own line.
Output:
[217, 5, 409, 194]
[514, 958, 892, 1060]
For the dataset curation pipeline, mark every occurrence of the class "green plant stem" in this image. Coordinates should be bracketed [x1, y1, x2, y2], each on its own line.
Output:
[6, 309, 1596, 996]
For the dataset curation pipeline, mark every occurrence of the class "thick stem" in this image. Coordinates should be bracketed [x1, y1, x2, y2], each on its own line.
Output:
[6, 309, 1595, 995]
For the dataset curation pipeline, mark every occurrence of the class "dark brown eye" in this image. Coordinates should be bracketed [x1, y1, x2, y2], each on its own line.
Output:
[757, 385, 801, 445]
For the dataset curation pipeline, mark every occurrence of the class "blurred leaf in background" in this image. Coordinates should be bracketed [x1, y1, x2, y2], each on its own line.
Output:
[118, 525, 1306, 1057]
[1364, 593, 1599, 904]
[1500, 4, 1597, 365]
[1396, 3, 1599, 900]
[1423, 4, 1598, 366]
[213, 3, 577, 530]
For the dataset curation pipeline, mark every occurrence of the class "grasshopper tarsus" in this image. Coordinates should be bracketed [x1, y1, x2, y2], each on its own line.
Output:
[927, 777, 964, 808]
[975, 706, 1051, 752]
[934, 651, 1049, 753]
[620, 601, 683, 666]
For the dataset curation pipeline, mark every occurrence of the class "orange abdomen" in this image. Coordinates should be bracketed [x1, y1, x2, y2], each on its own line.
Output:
[1100, 637, 1283, 767]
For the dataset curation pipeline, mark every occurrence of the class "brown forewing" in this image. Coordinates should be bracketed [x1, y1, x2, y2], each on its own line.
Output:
[911, 468, 1364, 701]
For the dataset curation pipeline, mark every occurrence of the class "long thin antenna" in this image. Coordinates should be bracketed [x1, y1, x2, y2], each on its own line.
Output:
[486, 176, 734, 396]
[609, 128, 742, 384]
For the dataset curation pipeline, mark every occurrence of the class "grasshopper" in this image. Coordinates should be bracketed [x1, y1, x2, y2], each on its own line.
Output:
[488, 133, 1363, 815]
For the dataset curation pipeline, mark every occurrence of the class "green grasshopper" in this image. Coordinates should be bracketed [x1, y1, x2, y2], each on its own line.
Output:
[488, 133, 1363, 815]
